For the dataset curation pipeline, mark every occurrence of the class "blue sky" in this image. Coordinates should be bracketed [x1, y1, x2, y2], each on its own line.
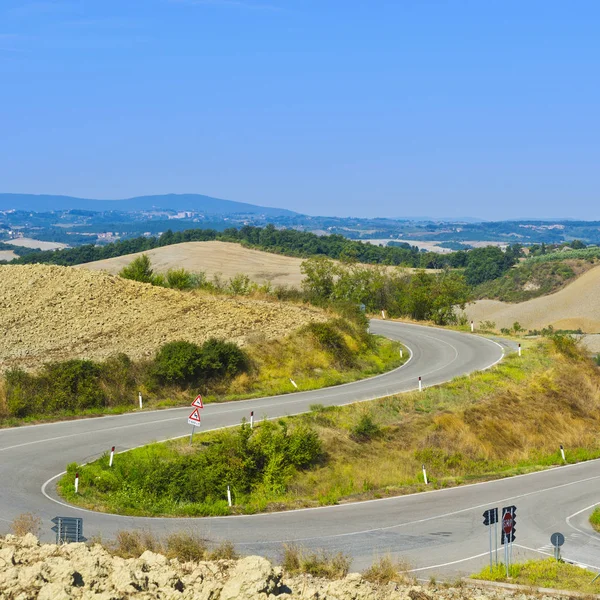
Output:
[1, 1, 598, 219]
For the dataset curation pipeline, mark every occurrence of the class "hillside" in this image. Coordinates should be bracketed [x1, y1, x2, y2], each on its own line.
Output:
[467, 263, 600, 332]
[79, 241, 307, 287]
[0, 265, 326, 372]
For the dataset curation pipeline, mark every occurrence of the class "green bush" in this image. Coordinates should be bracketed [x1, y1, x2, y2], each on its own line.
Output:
[119, 254, 155, 284]
[303, 322, 354, 367]
[351, 414, 381, 442]
[165, 268, 195, 290]
[152, 341, 204, 385]
[152, 338, 248, 387]
[63, 420, 322, 514]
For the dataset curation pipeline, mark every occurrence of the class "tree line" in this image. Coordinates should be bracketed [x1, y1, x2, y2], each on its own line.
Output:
[3, 224, 527, 288]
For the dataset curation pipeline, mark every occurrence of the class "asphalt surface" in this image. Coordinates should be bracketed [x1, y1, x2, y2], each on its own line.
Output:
[1, 320, 598, 577]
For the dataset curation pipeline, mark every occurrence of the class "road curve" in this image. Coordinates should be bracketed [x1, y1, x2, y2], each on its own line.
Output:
[1, 321, 598, 576]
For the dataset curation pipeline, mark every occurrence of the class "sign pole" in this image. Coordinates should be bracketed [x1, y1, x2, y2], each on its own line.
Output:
[495, 519, 498, 566]
[489, 522, 493, 571]
[189, 425, 195, 446]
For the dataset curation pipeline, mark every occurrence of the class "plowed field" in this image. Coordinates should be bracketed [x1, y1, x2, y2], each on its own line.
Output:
[0, 265, 326, 371]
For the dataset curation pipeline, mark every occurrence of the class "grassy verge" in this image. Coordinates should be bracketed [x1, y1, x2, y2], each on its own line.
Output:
[472, 558, 600, 594]
[58, 335, 600, 516]
[590, 507, 600, 533]
[0, 318, 405, 427]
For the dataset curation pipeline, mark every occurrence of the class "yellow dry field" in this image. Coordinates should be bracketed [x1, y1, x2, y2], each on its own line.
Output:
[0, 264, 327, 372]
[0, 250, 16, 261]
[467, 264, 600, 333]
[80, 241, 307, 287]
[80, 240, 433, 286]
[7, 237, 68, 250]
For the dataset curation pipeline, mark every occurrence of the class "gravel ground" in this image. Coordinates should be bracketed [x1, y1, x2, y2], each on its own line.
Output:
[0, 264, 327, 372]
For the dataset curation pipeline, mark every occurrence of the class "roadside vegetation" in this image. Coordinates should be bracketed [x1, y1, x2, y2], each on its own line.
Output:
[472, 558, 600, 594]
[0, 314, 404, 426]
[590, 507, 600, 532]
[118, 253, 474, 326]
[59, 334, 600, 516]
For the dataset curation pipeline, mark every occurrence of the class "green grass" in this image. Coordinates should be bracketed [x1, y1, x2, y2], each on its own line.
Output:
[472, 558, 600, 594]
[0, 320, 405, 427]
[58, 336, 600, 516]
[590, 507, 600, 532]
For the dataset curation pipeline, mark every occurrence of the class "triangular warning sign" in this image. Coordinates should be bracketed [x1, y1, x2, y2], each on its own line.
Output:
[191, 395, 204, 408]
[188, 408, 201, 426]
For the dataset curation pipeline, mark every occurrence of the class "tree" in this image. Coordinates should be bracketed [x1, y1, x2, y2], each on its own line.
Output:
[119, 254, 155, 284]
[301, 257, 338, 302]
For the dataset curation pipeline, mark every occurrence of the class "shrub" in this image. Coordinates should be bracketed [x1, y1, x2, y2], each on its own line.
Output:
[594, 354, 600, 367]
[152, 339, 247, 387]
[281, 544, 351, 579]
[363, 556, 411, 584]
[11, 513, 42, 537]
[119, 254, 155, 284]
[227, 274, 251, 295]
[351, 414, 381, 442]
[165, 268, 195, 290]
[303, 322, 354, 368]
[113, 530, 161, 557]
[208, 541, 238, 560]
[153, 341, 204, 385]
[165, 532, 208, 562]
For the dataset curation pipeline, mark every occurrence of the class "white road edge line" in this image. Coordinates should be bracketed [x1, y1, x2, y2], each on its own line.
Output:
[565, 501, 600, 541]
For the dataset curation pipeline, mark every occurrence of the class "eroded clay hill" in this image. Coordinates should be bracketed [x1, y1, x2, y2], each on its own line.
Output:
[0, 265, 326, 372]
[467, 263, 600, 333]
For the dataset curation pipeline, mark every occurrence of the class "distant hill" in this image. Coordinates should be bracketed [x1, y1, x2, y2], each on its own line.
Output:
[0, 193, 298, 217]
[467, 263, 600, 333]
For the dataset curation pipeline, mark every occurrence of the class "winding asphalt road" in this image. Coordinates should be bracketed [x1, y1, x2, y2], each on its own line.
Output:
[1, 320, 598, 577]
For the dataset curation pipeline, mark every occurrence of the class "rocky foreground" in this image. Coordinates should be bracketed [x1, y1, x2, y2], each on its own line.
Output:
[0, 535, 576, 600]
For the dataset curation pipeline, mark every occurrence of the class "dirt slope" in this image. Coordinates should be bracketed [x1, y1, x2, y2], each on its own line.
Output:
[0, 264, 326, 371]
[79, 241, 307, 287]
[467, 264, 600, 332]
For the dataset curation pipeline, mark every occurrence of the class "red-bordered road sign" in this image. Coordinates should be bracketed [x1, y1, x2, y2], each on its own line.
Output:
[192, 394, 204, 408]
[502, 511, 514, 535]
[188, 408, 201, 427]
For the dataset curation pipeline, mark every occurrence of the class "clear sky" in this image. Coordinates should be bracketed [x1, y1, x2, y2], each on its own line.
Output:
[1, 1, 599, 220]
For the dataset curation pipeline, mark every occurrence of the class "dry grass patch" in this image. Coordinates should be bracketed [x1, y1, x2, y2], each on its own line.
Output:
[10, 513, 42, 537]
[281, 544, 351, 579]
[106, 529, 238, 562]
[362, 555, 413, 585]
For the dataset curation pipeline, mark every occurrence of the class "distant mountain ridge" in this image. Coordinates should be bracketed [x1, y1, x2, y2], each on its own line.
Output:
[0, 193, 298, 217]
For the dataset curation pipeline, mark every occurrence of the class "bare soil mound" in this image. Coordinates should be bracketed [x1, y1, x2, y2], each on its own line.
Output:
[467, 264, 600, 332]
[0, 264, 326, 371]
[80, 241, 307, 287]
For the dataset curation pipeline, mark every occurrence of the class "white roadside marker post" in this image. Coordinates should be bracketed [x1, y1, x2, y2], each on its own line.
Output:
[290, 378, 298, 389]
[227, 485, 232, 507]
[471, 320, 474, 333]
[74, 472, 79, 494]
[560, 444, 566, 462]
[422, 464, 428, 485]
[381, 310, 386, 319]
[138, 391, 143, 409]
[250, 411, 254, 429]
[109, 446, 115, 468]
[518, 343, 522, 357]
[400, 348, 403, 358]
[418, 376, 422, 392]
